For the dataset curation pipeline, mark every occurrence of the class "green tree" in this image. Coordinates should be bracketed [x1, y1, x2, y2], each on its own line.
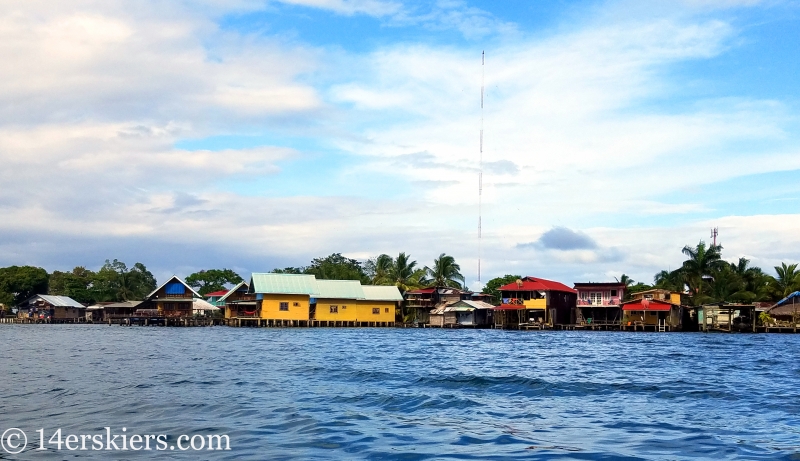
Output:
[0, 265, 49, 306]
[364, 254, 393, 285]
[185, 269, 243, 296]
[304, 253, 367, 282]
[680, 241, 726, 304]
[49, 266, 97, 304]
[773, 262, 800, 299]
[483, 274, 522, 304]
[91, 260, 156, 302]
[271, 267, 305, 274]
[423, 253, 465, 289]
[387, 253, 425, 292]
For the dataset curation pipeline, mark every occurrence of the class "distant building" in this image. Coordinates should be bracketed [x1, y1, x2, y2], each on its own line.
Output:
[620, 289, 684, 331]
[18, 295, 85, 323]
[430, 300, 494, 328]
[245, 273, 401, 326]
[140, 275, 202, 319]
[573, 282, 626, 327]
[205, 290, 230, 308]
[495, 277, 577, 328]
[405, 287, 470, 324]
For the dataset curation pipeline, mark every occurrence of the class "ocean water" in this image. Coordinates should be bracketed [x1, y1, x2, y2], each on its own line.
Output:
[0, 325, 798, 460]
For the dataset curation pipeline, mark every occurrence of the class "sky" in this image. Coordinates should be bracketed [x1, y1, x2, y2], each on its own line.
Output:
[2, 0, 800, 289]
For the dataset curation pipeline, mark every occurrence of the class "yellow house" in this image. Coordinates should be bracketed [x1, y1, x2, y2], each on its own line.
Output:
[249, 273, 317, 324]
[632, 289, 681, 305]
[313, 280, 363, 323]
[358, 286, 402, 325]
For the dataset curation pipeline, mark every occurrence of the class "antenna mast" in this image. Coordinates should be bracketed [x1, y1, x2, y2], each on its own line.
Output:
[711, 227, 718, 247]
[478, 50, 485, 282]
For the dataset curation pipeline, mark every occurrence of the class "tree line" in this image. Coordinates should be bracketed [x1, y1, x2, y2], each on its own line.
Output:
[0, 252, 467, 312]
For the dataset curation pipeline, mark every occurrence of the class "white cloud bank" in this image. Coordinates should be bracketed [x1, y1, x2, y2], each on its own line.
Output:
[1, 0, 799, 286]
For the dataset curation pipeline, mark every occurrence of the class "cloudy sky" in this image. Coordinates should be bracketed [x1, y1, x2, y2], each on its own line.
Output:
[2, 0, 800, 288]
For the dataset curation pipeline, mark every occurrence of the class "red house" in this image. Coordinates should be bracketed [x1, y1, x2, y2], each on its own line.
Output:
[496, 276, 577, 328]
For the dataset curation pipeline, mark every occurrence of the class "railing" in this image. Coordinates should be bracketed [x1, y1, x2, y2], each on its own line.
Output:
[577, 299, 620, 306]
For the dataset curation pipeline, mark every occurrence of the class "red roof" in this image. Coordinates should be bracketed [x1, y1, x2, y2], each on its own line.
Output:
[205, 290, 229, 298]
[499, 277, 576, 294]
[621, 299, 673, 311]
[407, 288, 436, 294]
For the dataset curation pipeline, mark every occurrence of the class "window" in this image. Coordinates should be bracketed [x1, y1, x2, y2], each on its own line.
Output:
[610, 289, 618, 297]
[589, 292, 602, 305]
[372, 308, 380, 314]
[644, 294, 654, 300]
[293, 302, 300, 307]
[279, 302, 289, 311]
[385, 308, 389, 313]
[342, 305, 347, 309]
[329, 305, 338, 313]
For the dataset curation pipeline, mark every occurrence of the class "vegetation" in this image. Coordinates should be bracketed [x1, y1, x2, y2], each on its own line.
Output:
[482, 275, 522, 304]
[186, 269, 243, 296]
[0, 265, 49, 308]
[422, 253, 465, 289]
[271, 253, 368, 283]
[642, 240, 798, 306]
[365, 252, 426, 292]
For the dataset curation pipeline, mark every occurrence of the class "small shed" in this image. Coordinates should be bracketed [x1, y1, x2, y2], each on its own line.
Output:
[766, 292, 800, 325]
[430, 300, 494, 328]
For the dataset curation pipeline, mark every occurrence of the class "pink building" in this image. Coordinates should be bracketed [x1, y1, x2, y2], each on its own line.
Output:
[572, 282, 626, 327]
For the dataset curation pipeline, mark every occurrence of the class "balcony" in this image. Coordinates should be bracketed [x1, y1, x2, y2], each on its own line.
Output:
[577, 299, 620, 306]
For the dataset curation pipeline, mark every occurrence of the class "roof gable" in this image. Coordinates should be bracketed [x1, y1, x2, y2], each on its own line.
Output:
[146, 275, 201, 299]
[217, 281, 249, 303]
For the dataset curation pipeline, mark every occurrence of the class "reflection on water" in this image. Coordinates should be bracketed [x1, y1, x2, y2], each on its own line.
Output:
[1, 325, 798, 460]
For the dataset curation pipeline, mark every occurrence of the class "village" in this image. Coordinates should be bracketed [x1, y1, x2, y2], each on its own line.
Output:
[4, 271, 800, 334]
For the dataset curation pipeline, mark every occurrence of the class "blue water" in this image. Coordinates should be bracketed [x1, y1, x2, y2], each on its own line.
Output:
[1, 325, 799, 460]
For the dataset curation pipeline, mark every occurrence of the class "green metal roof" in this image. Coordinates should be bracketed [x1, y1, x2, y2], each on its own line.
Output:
[249, 273, 319, 295]
[362, 285, 403, 302]
[315, 280, 365, 300]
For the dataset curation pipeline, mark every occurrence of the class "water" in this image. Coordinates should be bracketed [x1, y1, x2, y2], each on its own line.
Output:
[0, 325, 798, 460]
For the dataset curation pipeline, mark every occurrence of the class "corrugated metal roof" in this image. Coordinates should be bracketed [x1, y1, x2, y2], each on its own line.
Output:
[315, 280, 365, 300]
[362, 285, 403, 301]
[249, 273, 319, 295]
[35, 295, 84, 308]
[453, 300, 495, 309]
[499, 276, 577, 293]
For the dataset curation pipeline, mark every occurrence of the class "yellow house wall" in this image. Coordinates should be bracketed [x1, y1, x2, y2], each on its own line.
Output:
[670, 293, 681, 305]
[314, 298, 358, 321]
[523, 298, 547, 309]
[259, 294, 310, 321]
[356, 300, 396, 323]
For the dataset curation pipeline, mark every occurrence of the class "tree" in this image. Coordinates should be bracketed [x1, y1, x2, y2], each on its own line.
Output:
[0, 265, 49, 306]
[49, 266, 97, 304]
[483, 275, 522, 304]
[615, 274, 635, 288]
[364, 254, 393, 285]
[305, 253, 367, 282]
[423, 253, 465, 289]
[681, 241, 726, 303]
[91, 260, 156, 302]
[271, 267, 305, 274]
[185, 269, 243, 296]
[387, 253, 425, 292]
[773, 262, 800, 299]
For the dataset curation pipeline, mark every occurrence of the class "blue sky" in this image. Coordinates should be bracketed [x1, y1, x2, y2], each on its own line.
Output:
[1, 0, 800, 287]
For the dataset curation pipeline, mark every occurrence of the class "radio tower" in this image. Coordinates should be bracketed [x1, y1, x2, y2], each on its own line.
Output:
[478, 51, 485, 283]
[711, 227, 719, 247]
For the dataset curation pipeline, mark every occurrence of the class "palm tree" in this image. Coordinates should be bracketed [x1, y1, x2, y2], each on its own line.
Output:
[773, 262, 800, 298]
[387, 252, 425, 293]
[681, 241, 726, 301]
[366, 254, 393, 285]
[653, 269, 685, 293]
[615, 274, 635, 288]
[423, 253, 465, 289]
